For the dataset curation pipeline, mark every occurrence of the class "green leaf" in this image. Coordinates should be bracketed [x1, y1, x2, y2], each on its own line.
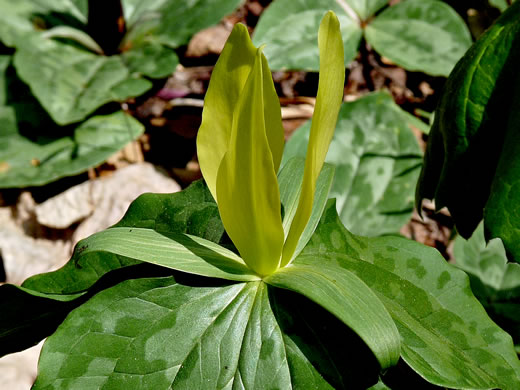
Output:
[0, 181, 226, 356]
[282, 11, 345, 266]
[453, 223, 520, 347]
[365, 0, 472, 76]
[33, 276, 386, 389]
[216, 48, 284, 276]
[23, 180, 226, 296]
[74, 227, 259, 281]
[490, 0, 510, 12]
[284, 92, 422, 237]
[0, 109, 144, 188]
[13, 35, 144, 125]
[0, 55, 10, 106]
[279, 158, 335, 258]
[346, 0, 388, 20]
[302, 200, 520, 389]
[41, 25, 103, 54]
[197, 23, 284, 202]
[121, 41, 179, 79]
[32, 279, 289, 389]
[253, 0, 362, 70]
[265, 262, 401, 370]
[416, 1, 520, 261]
[0, 0, 43, 47]
[125, 0, 243, 48]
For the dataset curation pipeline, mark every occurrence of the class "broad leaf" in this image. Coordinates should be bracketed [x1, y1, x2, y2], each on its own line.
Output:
[301, 200, 520, 389]
[0, 0, 43, 47]
[23, 180, 226, 295]
[346, 0, 387, 20]
[253, 0, 362, 71]
[284, 92, 422, 237]
[33, 276, 386, 389]
[265, 263, 400, 370]
[365, 0, 472, 76]
[0, 181, 226, 356]
[282, 11, 345, 265]
[121, 41, 179, 79]
[123, 0, 243, 48]
[0, 109, 144, 188]
[453, 223, 520, 347]
[13, 35, 149, 125]
[490, 0, 510, 12]
[416, 1, 520, 261]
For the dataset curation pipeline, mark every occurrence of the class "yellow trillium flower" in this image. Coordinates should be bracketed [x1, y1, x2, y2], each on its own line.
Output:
[197, 11, 345, 276]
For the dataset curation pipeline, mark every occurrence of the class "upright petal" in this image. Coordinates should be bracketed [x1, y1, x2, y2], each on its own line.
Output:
[281, 11, 345, 266]
[197, 24, 256, 201]
[197, 23, 284, 201]
[216, 49, 285, 276]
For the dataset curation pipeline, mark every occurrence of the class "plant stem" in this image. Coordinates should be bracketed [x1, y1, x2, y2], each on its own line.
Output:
[87, 0, 126, 55]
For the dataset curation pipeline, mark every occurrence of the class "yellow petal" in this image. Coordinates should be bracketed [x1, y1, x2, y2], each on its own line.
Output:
[281, 11, 345, 266]
[197, 24, 284, 201]
[216, 49, 285, 276]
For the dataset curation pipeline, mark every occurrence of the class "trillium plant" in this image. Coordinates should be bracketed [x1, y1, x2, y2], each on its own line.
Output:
[2, 10, 520, 390]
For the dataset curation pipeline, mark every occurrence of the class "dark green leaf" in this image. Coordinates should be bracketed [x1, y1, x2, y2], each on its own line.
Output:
[283, 92, 422, 237]
[253, 0, 362, 70]
[0, 109, 144, 188]
[365, 0, 472, 76]
[301, 200, 520, 389]
[416, 1, 520, 262]
[453, 223, 520, 347]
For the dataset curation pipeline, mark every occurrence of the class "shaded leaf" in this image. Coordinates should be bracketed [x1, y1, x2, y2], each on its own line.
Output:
[284, 92, 422, 237]
[301, 200, 520, 389]
[416, 1, 520, 262]
[121, 41, 179, 79]
[454, 223, 520, 347]
[0, 109, 144, 188]
[253, 0, 362, 71]
[365, 0, 472, 76]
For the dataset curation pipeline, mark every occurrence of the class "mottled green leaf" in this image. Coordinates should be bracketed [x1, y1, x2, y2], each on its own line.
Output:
[0, 181, 226, 356]
[265, 262, 401, 370]
[41, 25, 103, 54]
[284, 92, 422, 237]
[365, 0, 472, 76]
[13, 35, 145, 125]
[301, 200, 520, 389]
[416, 1, 520, 262]
[125, 0, 243, 48]
[282, 11, 345, 265]
[346, 0, 388, 20]
[278, 158, 335, 258]
[0, 109, 144, 188]
[253, 0, 362, 70]
[33, 278, 318, 389]
[454, 223, 520, 347]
